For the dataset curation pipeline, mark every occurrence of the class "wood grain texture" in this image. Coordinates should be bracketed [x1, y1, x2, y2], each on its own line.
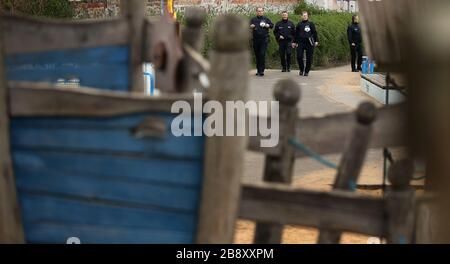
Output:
[11, 114, 204, 159]
[240, 183, 385, 237]
[181, 7, 207, 93]
[0, 22, 25, 243]
[318, 102, 377, 244]
[196, 14, 249, 243]
[294, 104, 406, 157]
[9, 82, 195, 117]
[11, 112, 205, 244]
[20, 193, 197, 243]
[247, 104, 405, 156]
[1, 15, 129, 55]
[121, 0, 144, 93]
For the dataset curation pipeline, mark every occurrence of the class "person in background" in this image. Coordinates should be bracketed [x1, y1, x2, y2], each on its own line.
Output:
[274, 11, 296, 72]
[293, 11, 319, 77]
[250, 7, 274, 76]
[347, 15, 363, 72]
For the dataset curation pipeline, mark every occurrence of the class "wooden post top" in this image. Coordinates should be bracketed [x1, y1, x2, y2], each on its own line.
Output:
[274, 79, 301, 106]
[212, 14, 249, 52]
[185, 7, 206, 28]
[356, 101, 377, 125]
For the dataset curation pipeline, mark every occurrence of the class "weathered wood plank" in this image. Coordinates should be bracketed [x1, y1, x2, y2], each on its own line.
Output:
[20, 193, 197, 243]
[0, 23, 25, 243]
[295, 104, 406, 157]
[247, 104, 405, 156]
[6, 45, 130, 91]
[9, 82, 195, 117]
[13, 150, 202, 187]
[239, 182, 385, 237]
[196, 14, 249, 243]
[26, 223, 194, 244]
[11, 114, 204, 160]
[318, 102, 377, 244]
[254, 79, 300, 244]
[16, 165, 200, 212]
[1, 16, 129, 55]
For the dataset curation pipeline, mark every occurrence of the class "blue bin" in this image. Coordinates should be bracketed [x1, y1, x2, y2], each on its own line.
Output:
[362, 56, 369, 74]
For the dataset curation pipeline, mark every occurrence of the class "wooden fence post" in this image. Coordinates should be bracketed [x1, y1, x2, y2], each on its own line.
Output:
[318, 102, 377, 244]
[121, 0, 145, 93]
[386, 160, 415, 244]
[253, 79, 301, 244]
[196, 14, 249, 243]
[0, 20, 25, 243]
[181, 7, 207, 93]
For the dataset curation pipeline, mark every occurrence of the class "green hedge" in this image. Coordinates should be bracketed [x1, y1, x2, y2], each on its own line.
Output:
[246, 11, 354, 69]
[1, 0, 74, 18]
[179, 3, 355, 70]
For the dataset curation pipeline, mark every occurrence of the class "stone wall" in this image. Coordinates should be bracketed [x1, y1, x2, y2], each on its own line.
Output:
[71, 0, 300, 19]
[174, 0, 299, 15]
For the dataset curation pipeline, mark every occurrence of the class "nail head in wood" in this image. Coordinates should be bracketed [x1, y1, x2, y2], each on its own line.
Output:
[356, 101, 377, 125]
[274, 79, 301, 106]
[213, 14, 249, 52]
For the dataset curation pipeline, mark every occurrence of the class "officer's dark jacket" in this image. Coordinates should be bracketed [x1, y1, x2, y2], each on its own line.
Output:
[295, 20, 319, 44]
[274, 19, 296, 42]
[347, 22, 362, 45]
[250, 16, 274, 40]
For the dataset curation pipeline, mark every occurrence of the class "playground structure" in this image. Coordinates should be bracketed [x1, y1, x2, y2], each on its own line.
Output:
[0, 0, 442, 244]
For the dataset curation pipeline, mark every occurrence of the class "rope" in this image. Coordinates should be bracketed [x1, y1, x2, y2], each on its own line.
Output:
[288, 138, 338, 169]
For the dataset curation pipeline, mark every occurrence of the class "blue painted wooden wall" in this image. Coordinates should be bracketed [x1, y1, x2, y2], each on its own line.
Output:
[5, 46, 130, 91]
[11, 113, 205, 243]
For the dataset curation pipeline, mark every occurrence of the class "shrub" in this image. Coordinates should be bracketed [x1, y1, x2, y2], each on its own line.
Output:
[1, 0, 74, 19]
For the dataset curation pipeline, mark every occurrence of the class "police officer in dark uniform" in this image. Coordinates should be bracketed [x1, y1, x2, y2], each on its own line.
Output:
[347, 15, 363, 72]
[293, 11, 319, 77]
[274, 11, 296, 72]
[250, 7, 274, 76]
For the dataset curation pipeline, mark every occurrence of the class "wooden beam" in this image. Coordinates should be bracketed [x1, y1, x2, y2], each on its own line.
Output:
[295, 104, 406, 157]
[1, 15, 129, 55]
[247, 104, 406, 156]
[0, 22, 25, 243]
[239, 182, 385, 237]
[196, 14, 249, 243]
[8, 82, 195, 117]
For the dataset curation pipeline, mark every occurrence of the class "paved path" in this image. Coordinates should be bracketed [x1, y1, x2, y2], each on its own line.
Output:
[243, 65, 390, 188]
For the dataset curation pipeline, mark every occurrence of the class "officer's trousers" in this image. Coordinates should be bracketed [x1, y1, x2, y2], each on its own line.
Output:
[278, 41, 292, 70]
[297, 42, 314, 74]
[253, 39, 268, 74]
[351, 44, 363, 71]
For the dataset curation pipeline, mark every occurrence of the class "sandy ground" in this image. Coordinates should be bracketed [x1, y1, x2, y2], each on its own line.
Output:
[233, 65, 418, 244]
